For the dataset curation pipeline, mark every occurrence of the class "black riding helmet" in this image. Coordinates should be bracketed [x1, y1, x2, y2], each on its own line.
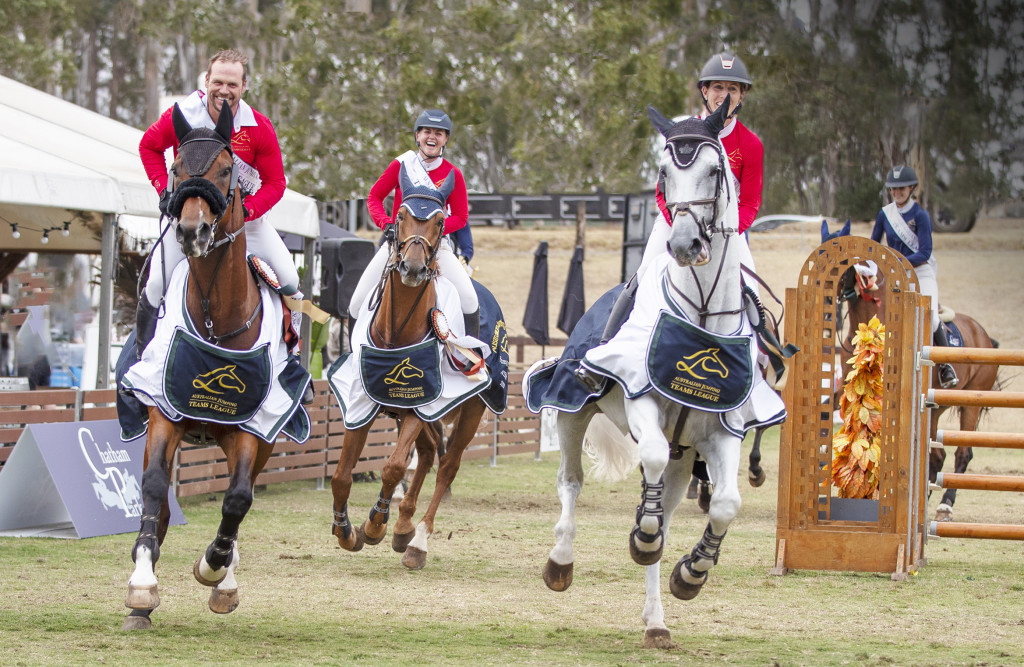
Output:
[884, 165, 918, 188]
[697, 53, 752, 118]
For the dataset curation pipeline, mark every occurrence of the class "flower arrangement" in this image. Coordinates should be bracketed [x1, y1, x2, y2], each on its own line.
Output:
[831, 315, 885, 499]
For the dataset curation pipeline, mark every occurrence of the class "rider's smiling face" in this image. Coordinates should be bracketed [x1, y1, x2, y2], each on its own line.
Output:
[205, 61, 247, 123]
[702, 80, 745, 124]
[416, 127, 449, 160]
[889, 185, 914, 207]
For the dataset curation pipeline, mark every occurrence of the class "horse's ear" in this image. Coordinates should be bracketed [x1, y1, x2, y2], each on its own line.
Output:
[437, 171, 456, 203]
[398, 163, 414, 194]
[172, 103, 192, 143]
[841, 218, 851, 237]
[214, 101, 233, 145]
[820, 220, 831, 242]
[647, 105, 674, 138]
[703, 94, 730, 136]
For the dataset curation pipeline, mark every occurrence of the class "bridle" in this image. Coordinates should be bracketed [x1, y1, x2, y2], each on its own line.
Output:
[836, 265, 881, 355]
[370, 207, 445, 348]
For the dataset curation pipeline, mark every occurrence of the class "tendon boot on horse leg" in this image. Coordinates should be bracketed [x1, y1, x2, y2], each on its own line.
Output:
[687, 459, 713, 513]
[933, 325, 959, 388]
[630, 470, 666, 565]
[575, 274, 639, 393]
[135, 298, 161, 360]
[670, 523, 727, 600]
[194, 532, 242, 614]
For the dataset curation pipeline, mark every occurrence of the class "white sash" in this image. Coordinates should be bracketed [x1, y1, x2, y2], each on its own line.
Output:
[397, 150, 434, 188]
[882, 202, 919, 252]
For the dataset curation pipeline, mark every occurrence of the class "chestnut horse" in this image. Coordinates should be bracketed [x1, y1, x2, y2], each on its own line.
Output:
[122, 103, 299, 629]
[329, 170, 490, 570]
[824, 222, 999, 522]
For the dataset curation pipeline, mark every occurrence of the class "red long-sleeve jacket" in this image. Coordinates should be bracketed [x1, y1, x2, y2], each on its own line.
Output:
[139, 91, 286, 222]
[366, 158, 469, 235]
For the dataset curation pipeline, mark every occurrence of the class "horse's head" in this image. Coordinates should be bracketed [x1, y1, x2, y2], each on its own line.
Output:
[166, 102, 240, 258]
[392, 164, 454, 287]
[648, 100, 735, 267]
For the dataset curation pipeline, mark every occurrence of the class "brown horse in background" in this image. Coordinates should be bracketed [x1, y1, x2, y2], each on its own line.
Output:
[123, 103, 281, 629]
[827, 223, 999, 522]
[330, 170, 489, 570]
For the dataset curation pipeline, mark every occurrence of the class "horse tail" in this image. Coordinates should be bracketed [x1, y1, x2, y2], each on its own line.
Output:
[583, 413, 639, 483]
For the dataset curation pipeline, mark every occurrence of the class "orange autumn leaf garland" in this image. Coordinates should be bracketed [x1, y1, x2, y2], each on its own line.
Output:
[832, 315, 885, 499]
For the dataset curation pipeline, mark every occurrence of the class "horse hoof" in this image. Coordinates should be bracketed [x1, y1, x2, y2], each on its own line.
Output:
[401, 546, 427, 570]
[125, 584, 160, 610]
[193, 558, 226, 587]
[628, 527, 663, 566]
[542, 559, 573, 591]
[697, 483, 712, 513]
[935, 503, 953, 522]
[359, 520, 387, 546]
[670, 555, 707, 600]
[209, 587, 239, 614]
[748, 468, 766, 487]
[392, 530, 414, 553]
[643, 628, 674, 649]
[122, 611, 153, 631]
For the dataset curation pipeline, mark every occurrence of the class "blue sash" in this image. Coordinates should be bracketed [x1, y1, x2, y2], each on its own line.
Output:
[647, 311, 753, 412]
[359, 339, 443, 408]
[164, 328, 273, 423]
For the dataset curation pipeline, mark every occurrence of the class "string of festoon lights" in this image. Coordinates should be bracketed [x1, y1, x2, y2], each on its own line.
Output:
[1, 214, 72, 244]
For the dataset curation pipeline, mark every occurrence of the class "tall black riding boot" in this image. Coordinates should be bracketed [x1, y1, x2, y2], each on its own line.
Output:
[574, 274, 640, 392]
[463, 309, 480, 340]
[933, 325, 959, 388]
[135, 298, 160, 361]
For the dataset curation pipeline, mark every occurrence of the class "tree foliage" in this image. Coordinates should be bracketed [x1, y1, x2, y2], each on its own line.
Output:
[2, 0, 1020, 219]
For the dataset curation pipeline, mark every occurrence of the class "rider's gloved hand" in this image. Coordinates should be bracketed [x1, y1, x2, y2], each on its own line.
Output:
[383, 223, 396, 244]
[158, 189, 171, 216]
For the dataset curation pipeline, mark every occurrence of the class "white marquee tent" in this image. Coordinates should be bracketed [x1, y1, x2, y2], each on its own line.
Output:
[0, 75, 321, 387]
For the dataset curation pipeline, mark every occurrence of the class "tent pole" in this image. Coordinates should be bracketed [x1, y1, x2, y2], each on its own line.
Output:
[300, 235, 316, 368]
[96, 213, 116, 389]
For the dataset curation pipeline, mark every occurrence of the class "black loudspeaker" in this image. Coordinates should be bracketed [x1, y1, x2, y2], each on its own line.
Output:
[320, 237, 376, 317]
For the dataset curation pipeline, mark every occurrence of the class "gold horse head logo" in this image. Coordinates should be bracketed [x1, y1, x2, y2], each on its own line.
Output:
[384, 357, 424, 386]
[675, 347, 728, 380]
[192, 364, 246, 395]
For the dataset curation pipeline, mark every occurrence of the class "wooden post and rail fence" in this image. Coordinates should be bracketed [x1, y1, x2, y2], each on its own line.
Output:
[0, 336, 568, 499]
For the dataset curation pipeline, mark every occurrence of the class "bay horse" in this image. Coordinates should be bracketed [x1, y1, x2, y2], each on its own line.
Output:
[530, 101, 783, 647]
[823, 221, 999, 521]
[121, 103, 303, 629]
[329, 168, 492, 570]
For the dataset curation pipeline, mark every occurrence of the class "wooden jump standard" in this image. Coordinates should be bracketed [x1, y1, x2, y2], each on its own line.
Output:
[923, 344, 1024, 542]
[772, 236, 929, 581]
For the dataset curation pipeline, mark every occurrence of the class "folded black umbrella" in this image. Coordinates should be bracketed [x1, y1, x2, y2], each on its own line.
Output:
[522, 241, 550, 345]
[557, 245, 586, 336]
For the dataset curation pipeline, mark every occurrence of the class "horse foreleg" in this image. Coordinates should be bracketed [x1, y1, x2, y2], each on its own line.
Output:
[194, 431, 266, 614]
[362, 414, 424, 545]
[393, 422, 440, 553]
[125, 412, 185, 622]
[331, 425, 370, 551]
[402, 400, 486, 570]
[625, 396, 671, 566]
[543, 407, 592, 591]
[671, 421, 741, 601]
[641, 451, 691, 649]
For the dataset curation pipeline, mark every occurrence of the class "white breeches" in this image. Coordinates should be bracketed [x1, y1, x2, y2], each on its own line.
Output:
[144, 215, 299, 306]
[914, 260, 940, 332]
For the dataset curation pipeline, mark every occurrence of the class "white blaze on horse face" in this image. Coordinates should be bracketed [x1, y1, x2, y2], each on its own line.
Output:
[662, 145, 721, 267]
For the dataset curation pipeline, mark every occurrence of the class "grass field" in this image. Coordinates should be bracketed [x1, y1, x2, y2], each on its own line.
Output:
[2, 427, 1023, 666]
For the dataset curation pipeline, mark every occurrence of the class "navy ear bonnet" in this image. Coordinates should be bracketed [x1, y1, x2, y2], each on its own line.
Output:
[398, 165, 456, 221]
[178, 128, 230, 177]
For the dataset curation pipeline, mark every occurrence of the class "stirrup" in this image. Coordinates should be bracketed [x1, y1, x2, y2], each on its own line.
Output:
[939, 364, 959, 389]
[574, 366, 605, 394]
